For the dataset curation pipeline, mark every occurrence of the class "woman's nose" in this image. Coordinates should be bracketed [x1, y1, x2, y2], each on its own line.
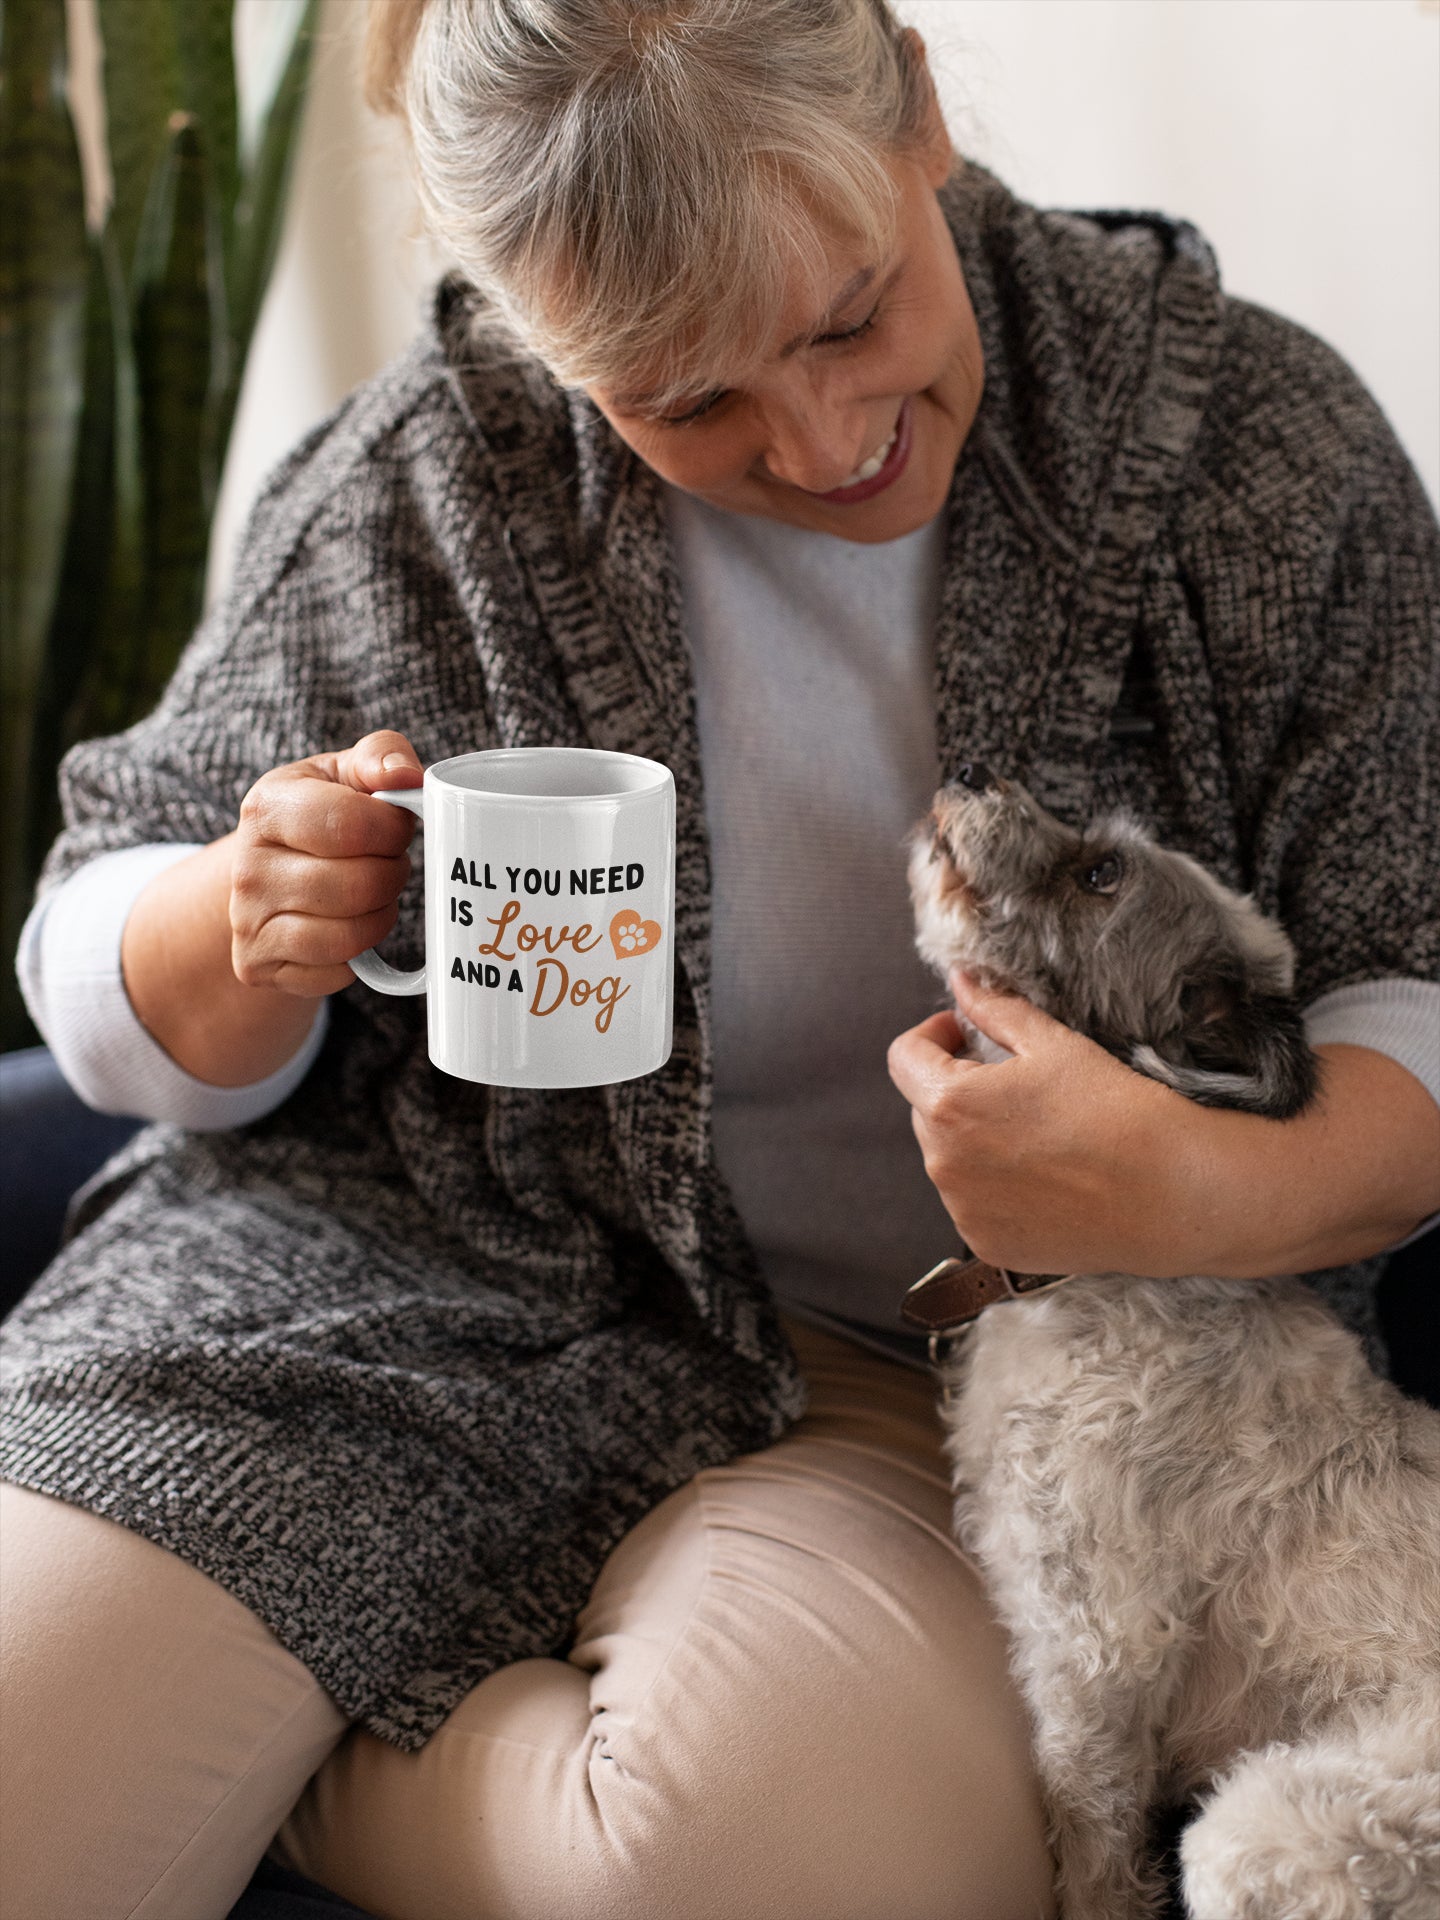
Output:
[758, 402, 869, 495]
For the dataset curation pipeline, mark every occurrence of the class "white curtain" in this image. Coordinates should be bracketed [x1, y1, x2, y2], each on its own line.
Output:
[209, 0, 1440, 602]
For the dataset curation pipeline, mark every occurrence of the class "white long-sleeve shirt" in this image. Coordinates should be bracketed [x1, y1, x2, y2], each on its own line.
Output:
[17, 841, 330, 1131]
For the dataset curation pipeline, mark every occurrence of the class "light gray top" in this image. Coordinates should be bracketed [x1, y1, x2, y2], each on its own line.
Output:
[663, 489, 957, 1351]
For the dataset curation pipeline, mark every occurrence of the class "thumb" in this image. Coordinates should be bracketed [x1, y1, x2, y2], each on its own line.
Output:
[949, 969, 1066, 1057]
[342, 730, 424, 793]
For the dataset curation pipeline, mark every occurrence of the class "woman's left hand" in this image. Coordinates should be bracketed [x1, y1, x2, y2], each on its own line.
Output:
[887, 971, 1440, 1281]
[886, 971, 1193, 1278]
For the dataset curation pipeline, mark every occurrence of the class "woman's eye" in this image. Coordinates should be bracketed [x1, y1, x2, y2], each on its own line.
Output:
[651, 301, 883, 426]
[656, 389, 728, 428]
[816, 304, 881, 348]
[1081, 852, 1124, 894]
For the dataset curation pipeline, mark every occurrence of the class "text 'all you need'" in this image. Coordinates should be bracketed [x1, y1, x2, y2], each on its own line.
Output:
[447, 857, 663, 1033]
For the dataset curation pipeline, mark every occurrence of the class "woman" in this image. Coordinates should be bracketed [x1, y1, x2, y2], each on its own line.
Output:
[3, 4, 1436, 1917]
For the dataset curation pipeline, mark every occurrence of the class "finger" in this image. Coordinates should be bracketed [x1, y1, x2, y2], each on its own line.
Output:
[257, 731, 422, 797]
[886, 1010, 983, 1102]
[241, 770, 417, 859]
[231, 846, 412, 928]
[250, 959, 360, 1000]
[911, 1007, 969, 1052]
[949, 969, 1069, 1057]
[334, 731, 424, 795]
[234, 901, 401, 985]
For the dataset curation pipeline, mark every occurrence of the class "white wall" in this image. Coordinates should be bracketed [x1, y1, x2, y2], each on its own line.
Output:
[210, 0, 1440, 602]
[908, 0, 1440, 503]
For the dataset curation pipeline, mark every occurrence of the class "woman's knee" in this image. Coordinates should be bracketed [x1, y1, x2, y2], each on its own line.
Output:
[282, 1453, 1055, 1919]
[0, 1481, 348, 1920]
[287, 1604, 1053, 1920]
[565, 1469, 1056, 1918]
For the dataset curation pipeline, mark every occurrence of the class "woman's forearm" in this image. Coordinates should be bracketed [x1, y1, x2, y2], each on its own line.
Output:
[1177, 1044, 1440, 1279]
[889, 983, 1439, 1283]
[120, 832, 322, 1088]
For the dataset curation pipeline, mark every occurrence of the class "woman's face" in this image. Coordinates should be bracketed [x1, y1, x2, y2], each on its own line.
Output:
[585, 147, 984, 545]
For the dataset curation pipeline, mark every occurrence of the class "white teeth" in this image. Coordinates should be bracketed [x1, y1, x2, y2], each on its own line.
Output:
[836, 423, 897, 490]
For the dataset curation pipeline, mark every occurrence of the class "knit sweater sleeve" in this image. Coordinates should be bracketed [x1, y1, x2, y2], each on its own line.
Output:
[32, 342, 471, 905]
[1175, 300, 1440, 1008]
[40, 550, 355, 902]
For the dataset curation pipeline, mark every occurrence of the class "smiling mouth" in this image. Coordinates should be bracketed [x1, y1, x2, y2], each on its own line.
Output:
[812, 396, 914, 504]
[841, 423, 898, 486]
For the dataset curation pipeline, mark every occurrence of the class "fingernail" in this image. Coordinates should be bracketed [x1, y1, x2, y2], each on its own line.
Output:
[382, 753, 412, 772]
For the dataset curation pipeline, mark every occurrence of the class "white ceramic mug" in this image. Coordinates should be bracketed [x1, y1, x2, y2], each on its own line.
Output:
[351, 748, 675, 1088]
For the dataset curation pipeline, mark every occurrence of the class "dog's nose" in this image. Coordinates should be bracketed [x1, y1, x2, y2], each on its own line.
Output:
[956, 761, 997, 793]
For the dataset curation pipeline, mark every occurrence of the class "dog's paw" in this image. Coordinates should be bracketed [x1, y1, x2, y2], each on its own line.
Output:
[1181, 1739, 1440, 1920]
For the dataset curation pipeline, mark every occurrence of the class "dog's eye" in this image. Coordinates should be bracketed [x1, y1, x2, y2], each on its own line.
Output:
[1080, 852, 1124, 894]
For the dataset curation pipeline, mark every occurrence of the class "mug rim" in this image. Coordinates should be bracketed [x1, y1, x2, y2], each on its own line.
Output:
[427, 747, 673, 803]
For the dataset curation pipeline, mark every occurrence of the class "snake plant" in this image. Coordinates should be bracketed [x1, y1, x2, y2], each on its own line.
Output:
[0, 0, 318, 1052]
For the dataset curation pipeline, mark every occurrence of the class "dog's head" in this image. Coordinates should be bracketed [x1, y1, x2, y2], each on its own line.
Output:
[906, 765, 1318, 1118]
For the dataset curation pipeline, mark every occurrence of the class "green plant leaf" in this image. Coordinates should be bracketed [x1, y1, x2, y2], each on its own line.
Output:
[129, 110, 224, 715]
[25, 229, 120, 891]
[170, 0, 239, 294]
[4, 0, 318, 1057]
[0, 0, 90, 1050]
[96, 0, 182, 299]
[62, 219, 143, 752]
[100, 1, 239, 316]
[71, 109, 222, 746]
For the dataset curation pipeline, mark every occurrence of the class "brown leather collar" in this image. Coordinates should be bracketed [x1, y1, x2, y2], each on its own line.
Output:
[902, 1255, 1077, 1333]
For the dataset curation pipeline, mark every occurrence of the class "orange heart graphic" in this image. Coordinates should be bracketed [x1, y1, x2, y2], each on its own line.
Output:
[609, 908, 663, 960]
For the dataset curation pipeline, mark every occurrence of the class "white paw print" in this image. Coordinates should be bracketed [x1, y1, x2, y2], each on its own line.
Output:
[618, 923, 646, 952]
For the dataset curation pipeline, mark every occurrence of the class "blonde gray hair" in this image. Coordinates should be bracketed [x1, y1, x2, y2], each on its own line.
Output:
[367, 0, 942, 406]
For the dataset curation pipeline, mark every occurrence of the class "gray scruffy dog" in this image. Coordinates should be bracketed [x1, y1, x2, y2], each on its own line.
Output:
[905, 765, 1440, 1920]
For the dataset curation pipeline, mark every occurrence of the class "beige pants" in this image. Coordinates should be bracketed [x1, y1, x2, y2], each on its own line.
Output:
[1, 1320, 1056, 1920]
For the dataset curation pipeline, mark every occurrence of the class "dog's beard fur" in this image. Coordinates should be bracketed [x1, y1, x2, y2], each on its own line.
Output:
[906, 773, 1319, 1118]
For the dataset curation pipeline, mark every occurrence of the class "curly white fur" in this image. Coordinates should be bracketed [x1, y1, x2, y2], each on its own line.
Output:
[907, 774, 1440, 1920]
[1181, 1700, 1440, 1920]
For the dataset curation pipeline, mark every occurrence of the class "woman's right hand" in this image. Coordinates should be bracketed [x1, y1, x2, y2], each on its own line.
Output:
[119, 731, 425, 1088]
[230, 730, 425, 997]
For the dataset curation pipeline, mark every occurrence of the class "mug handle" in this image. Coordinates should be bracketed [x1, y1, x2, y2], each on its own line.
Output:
[349, 788, 427, 996]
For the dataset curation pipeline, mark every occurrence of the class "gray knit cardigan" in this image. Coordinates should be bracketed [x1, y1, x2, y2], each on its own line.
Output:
[3, 165, 1436, 1751]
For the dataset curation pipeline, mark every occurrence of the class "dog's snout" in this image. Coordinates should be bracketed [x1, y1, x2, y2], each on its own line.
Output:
[956, 762, 998, 794]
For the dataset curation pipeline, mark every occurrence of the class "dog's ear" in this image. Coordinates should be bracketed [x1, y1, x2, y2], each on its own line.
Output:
[1130, 978, 1319, 1118]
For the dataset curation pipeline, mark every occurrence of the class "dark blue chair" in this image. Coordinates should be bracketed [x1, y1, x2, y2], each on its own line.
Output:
[0, 1046, 143, 1304]
[3, 1045, 1435, 1918]
[225, 1863, 375, 1919]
